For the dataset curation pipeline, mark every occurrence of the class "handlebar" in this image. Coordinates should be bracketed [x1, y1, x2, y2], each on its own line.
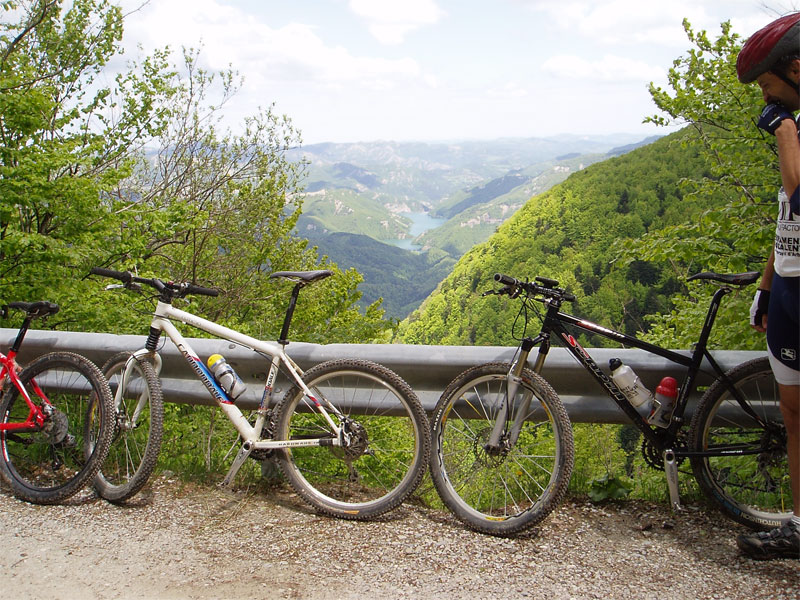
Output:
[490, 269, 759, 306]
[90, 267, 219, 299]
[491, 273, 576, 303]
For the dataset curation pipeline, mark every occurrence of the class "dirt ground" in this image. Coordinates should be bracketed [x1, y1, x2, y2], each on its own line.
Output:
[0, 476, 797, 600]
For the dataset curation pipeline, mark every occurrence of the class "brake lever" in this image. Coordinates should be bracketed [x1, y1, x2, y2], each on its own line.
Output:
[482, 286, 520, 298]
[105, 283, 142, 292]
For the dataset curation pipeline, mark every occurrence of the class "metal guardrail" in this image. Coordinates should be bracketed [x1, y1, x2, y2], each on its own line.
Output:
[1, 328, 764, 424]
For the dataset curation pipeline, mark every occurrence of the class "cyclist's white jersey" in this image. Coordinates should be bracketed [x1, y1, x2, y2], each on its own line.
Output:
[774, 187, 800, 277]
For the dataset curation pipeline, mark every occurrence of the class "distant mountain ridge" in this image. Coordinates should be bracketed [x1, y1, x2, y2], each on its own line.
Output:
[434, 173, 529, 220]
[289, 133, 662, 318]
[291, 133, 653, 176]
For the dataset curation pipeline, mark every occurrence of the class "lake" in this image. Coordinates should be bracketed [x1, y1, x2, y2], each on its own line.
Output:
[386, 211, 447, 250]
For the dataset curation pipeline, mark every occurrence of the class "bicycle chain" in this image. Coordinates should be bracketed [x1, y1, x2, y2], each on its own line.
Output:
[248, 409, 276, 462]
[641, 434, 687, 471]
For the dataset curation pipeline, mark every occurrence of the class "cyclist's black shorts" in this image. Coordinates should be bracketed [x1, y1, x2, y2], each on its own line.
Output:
[767, 273, 800, 385]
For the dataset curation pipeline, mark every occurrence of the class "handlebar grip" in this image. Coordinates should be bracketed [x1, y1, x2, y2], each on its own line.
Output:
[90, 267, 132, 282]
[185, 283, 219, 297]
[494, 273, 519, 286]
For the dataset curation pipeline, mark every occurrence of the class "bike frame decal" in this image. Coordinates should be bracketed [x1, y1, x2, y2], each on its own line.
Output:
[561, 333, 590, 360]
[182, 348, 234, 405]
[559, 331, 622, 399]
[260, 362, 278, 410]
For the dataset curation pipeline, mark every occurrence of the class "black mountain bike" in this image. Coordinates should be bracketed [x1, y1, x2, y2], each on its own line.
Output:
[429, 271, 789, 536]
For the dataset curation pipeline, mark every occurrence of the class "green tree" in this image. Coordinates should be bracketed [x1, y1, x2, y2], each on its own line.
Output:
[0, 1, 391, 344]
[0, 0, 174, 310]
[618, 19, 778, 349]
[86, 47, 389, 343]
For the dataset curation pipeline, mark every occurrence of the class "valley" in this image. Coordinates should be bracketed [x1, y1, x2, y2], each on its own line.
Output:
[289, 134, 660, 319]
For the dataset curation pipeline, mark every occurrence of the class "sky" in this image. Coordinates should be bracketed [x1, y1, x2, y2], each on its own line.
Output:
[115, 0, 798, 145]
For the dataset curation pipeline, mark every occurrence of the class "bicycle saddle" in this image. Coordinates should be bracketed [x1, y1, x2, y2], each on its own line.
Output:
[270, 270, 333, 284]
[687, 271, 760, 286]
[4, 301, 60, 318]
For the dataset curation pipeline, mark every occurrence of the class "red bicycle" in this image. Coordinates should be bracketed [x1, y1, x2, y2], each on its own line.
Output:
[0, 301, 114, 503]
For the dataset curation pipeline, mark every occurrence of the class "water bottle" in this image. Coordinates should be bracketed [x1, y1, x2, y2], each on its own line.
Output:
[648, 376, 679, 428]
[609, 358, 654, 409]
[207, 354, 247, 400]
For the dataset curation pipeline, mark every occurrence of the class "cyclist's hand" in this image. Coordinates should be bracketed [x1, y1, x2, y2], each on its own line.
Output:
[749, 288, 770, 332]
[757, 103, 794, 135]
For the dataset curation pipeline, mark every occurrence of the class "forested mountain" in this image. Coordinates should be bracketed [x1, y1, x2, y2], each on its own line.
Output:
[308, 232, 457, 319]
[416, 153, 608, 256]
[291, 135, 654, 318]
[395, 128, 722, 346]
[291, 135, 651, 242]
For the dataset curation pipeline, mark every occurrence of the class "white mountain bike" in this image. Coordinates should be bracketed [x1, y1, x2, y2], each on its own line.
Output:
[90, 267, 430, 520]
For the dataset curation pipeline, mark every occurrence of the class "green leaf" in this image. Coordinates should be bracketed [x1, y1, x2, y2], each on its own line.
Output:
[588, 473, 632, 502]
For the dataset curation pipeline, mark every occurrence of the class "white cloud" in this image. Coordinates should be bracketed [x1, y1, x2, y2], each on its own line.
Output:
[112, 0, 783, 142]
[486, 82, 529, 99]
[524, 0, 765, 46]
[542, 54, 665, 83]
[120, 0, 426, 91]
[349, 0, 446, 44]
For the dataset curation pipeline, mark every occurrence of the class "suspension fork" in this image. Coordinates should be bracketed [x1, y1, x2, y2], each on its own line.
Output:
[486, 337, 538, 450]
[120, 349, 162, 427]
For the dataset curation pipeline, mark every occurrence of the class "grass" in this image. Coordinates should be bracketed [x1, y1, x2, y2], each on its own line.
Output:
[153, 408, 707, 512]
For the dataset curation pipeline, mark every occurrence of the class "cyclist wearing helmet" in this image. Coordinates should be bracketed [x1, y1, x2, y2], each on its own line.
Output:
[736, 11, 800, 560]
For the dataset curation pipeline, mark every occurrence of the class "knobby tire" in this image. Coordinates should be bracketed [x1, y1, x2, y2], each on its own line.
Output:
[689, 357, 792, 530]
[274, 359, 430, 520]
[94, 352, 164, 503]
[0, 352, 114, 504]
[429, 362, 574, 536]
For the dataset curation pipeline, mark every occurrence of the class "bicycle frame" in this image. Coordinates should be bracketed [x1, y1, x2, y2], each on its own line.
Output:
[512, 283, 759, 510]
[118, 299, 344, 485]
[0, 324, 51, 434]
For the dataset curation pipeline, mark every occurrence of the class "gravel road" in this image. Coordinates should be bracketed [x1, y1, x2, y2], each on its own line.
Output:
[0, 475, 796, 600]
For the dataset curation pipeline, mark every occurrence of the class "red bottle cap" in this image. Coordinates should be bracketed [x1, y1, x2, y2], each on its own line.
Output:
[656, 376, 678, 397]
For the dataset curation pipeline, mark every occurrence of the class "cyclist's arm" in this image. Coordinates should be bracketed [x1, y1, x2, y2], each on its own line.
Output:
[751, 251, 775, 333]
[775, 117, 800, 198]
[760, 250, 776, 290]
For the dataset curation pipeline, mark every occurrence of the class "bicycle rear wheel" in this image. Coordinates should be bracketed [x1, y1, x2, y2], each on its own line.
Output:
[94, 352, 164, 503]
[429, 362, 574, 536]
[689, 357, 792, 530]
[274, 359, 430, 520]
[0, 352, 114, 504]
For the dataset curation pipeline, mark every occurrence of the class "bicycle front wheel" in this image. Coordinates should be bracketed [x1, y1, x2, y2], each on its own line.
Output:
[94, 352, 164, 503]
[430, 362, 574, 536]
[0, 352, 114, 504]
[689, 357, 792, 530]
[274, 359, 430, 520]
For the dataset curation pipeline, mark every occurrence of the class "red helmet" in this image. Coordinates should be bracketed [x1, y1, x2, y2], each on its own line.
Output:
[736, 12, 800, 83]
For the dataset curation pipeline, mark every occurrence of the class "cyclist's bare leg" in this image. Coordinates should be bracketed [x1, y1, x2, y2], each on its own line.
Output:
[778, 383, 799, 516]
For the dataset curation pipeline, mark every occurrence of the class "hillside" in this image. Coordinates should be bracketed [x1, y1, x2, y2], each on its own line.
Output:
[395, 128, 723, 346]
[292, 135, 655, 319]
[307, 231, 457, 319]
[417, 153, 608, 256]
[292, 135, 651, 243]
